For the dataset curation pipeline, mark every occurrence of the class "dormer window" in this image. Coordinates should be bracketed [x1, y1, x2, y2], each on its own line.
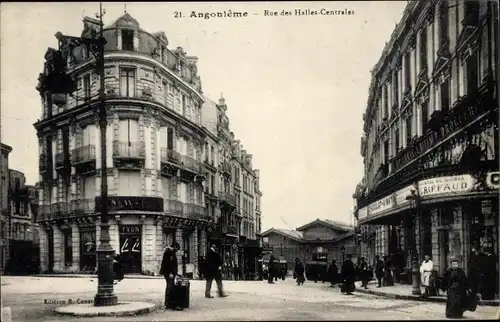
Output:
[122, 29, 134, 51]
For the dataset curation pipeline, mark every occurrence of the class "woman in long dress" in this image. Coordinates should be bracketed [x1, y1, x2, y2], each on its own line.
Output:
[441, 258, 469, 318]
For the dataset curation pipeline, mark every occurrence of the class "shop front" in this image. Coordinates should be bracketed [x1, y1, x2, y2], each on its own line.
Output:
[119, 224, 142, 274]
[359, 171, 499, 285]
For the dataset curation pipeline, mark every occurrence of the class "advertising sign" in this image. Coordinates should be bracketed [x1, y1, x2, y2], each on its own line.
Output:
[395, 185, 416, 206]
[367, 195, 394, 216]
[358, 207, 368, 220]
[418, 175, 474, 197]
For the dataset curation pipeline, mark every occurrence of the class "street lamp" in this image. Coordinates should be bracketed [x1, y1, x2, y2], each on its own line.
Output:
[47, 3, 117, 306]
[405, 189, 422, 296]
[341, 245, 346, 263]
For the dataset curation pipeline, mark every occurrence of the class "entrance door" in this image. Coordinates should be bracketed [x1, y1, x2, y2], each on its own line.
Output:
[119, 225, 142, 274]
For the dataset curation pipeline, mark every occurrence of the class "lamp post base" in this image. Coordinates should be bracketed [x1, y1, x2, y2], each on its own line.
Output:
[94, 222, 118, 307]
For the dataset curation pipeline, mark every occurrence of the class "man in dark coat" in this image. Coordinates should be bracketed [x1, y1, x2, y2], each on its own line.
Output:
[294, 257, 305, 285]
[340, 254, 356, 295]
[205, 244, 228, 298]
[374, 255, 384, 288]
[467, 248, 482, 296]
[357, 257, 369, 289]
[159, 241, 181, 310]
[441, 258, 469, 318]
[328, 259, 339, 287]
[480, 248, 497, 300]
[268, 255, 276, 284]
[383, 255, 394, 286]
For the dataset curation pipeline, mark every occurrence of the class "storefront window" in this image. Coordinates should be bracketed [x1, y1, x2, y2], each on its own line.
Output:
[79, 226, 96, 271]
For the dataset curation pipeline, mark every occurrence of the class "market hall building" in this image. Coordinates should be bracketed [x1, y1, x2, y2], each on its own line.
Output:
[352, 0, 498, 286]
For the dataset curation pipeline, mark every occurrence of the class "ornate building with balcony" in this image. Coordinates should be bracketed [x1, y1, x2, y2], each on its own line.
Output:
[34, 13, 211, 276]
[352, 0, 498, 284]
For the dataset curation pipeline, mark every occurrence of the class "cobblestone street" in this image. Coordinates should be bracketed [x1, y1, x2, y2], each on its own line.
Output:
[1, 276, 498, 321]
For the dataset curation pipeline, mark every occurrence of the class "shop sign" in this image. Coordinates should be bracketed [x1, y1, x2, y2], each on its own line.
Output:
[95, 196, 164, 212]
[358, 207, 368, 220]
[418, 175, 474, 197]
[395, 185, 416, 206]
[367, 195, 394, 216]
[120, 225, 141, 234]
[485, 172, 500, 190]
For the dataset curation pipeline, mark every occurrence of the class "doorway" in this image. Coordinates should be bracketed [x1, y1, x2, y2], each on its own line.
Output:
[119, 225, 142, 274]
[48, 229, 54, 273]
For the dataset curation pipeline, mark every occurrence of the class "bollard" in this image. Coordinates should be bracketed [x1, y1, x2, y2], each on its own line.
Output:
[411, 257, 421, 295]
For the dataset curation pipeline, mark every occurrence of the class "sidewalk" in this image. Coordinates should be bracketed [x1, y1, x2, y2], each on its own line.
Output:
[355, 281, 499, 307]
[33, 273, 162, 279]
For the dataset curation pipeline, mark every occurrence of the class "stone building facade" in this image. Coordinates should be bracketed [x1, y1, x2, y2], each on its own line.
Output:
[0, 143, 13, 273]
[34, 13, 263, 276]
[352, 0, 498, 286]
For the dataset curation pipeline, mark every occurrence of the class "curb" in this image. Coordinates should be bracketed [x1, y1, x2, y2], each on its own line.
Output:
[54, 302, 156, 317]
[355, 288, 499, 307]
[33, 274, 162, 279]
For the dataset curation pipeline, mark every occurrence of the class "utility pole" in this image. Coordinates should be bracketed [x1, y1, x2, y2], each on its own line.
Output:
[49, 2, 116, 307]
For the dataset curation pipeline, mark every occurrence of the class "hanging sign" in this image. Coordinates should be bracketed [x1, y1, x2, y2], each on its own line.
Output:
[486, 172, 499, 189]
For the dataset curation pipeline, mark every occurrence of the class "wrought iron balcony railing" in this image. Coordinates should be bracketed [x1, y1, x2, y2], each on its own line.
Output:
[184, 203, 205, 218]
[39, 153, 48, 173]
[113, 141, 145, 159]
[219, 192, 237, 207]
[222, 225, 237, 235]
[164, 199, 184, 216]
[55, 152, 65, 169]
[160, 148, 181, 165]
[180, 155, 200, 173]
[52, 202, 70, 219]
[222, 160, 232, 175]
[71, 198, 95, 214]
[71, 145, 96, 164]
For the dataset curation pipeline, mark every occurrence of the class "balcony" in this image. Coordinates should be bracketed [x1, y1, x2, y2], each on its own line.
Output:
[39, 153, 48, 174]
[222, 160, 231, 177]
[38, 204, 51, 221]
[113, 141, 145, 169]
[222, 225, 238, 236]
[55, 152, 65, 170]
[71, 198, 95, 216]
[184, 203, 206, 220]
[179, 155, 205, 183]
[219, 192, 237, 212]
[52, 202, 70, 219]
[72, 145, 96, 173]
[204, 158, 216, 171]
[160, 148, 181, 177]
[164, 199, 184, 216]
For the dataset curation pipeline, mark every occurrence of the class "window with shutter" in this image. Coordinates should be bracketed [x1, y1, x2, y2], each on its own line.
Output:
[167, 128, 174, 150]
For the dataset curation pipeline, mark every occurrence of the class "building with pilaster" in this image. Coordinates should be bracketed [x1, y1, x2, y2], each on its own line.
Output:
[352, 0, 498, 285]
[0, 143, 13, 273]
[34, 13, 211, 276]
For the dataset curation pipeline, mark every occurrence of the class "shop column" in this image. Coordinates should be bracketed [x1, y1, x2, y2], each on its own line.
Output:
[200, 228, 207, 257]
[176, 228, 183, 273]
[39, 227, 48, 272]
[71, 223, 80, 271]
[53, 226, 62, 272]
[190, 226, 198, 278]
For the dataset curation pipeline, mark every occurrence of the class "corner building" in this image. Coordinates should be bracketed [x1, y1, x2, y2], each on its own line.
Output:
[352, 0, 498, 288]
[35, 13, 211, 276]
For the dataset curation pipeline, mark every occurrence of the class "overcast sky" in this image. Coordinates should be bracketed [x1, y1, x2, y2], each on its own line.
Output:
[1, 1, 407, 231]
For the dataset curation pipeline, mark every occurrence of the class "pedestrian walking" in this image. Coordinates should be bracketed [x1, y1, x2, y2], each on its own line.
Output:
[467, 248, 481, 297]
[293, 257, 305, 286]
[374, 255, 384, 288]
[357, 257, 369, 289]
[268, 255, 276, 284]
[383, 255, 394, 286]
[205, 244, 228, 298]
[441, 257, 471, 318]
[480, 248, 497, 300]
[328, 259, 338, 287]
[340, 254, 356, 295]
[420, 254, 433, 297]
[159, 242, 183, 310]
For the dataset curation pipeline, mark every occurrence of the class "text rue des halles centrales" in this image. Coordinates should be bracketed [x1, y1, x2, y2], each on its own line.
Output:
[173, 9, 354, 19]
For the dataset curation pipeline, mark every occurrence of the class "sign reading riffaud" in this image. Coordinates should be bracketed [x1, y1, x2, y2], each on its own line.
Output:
[418, 175, 474, 197]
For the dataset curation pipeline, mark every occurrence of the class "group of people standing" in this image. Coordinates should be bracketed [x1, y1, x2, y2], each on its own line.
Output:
[159, 242, 228, 311]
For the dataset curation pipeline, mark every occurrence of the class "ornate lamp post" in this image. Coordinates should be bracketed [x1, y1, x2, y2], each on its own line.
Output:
[48, 3, 117, 306]
[341, 245, 346, 263]
[406, 189, 422, 296]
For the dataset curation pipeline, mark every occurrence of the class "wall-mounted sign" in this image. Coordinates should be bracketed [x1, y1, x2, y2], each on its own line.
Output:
[120, 225, 141, 235]
[358, 207, 368, 220]
[418, 174, 474, 197]
[367, 195, 394, 216]
[395, 185, 416, 206]
[486, 172, 499, 190]
[95, 196, 163, 212]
